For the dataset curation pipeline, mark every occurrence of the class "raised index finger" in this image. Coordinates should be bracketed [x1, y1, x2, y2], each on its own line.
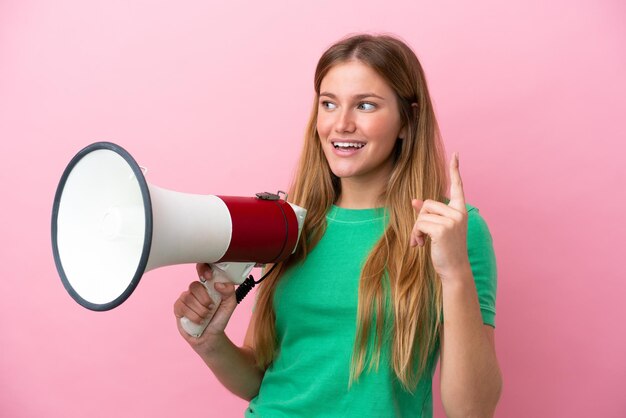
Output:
[448, 152, 466, 212]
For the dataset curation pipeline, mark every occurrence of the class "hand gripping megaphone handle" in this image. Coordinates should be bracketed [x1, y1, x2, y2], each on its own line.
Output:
[180, 262, 254, 337]
[179, 272, 225, 338]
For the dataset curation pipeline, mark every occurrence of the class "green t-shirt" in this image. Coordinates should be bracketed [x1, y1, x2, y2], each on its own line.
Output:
[246, 204, 497, 417]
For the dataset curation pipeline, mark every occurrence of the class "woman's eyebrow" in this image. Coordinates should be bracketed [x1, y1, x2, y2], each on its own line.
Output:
[319, 92, 386, 101]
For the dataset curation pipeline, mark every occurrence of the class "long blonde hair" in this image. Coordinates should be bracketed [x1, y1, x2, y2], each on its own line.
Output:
[253, 34, 448, 391]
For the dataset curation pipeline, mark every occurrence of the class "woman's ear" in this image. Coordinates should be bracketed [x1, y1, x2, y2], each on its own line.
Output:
[399, 103, 419, 140]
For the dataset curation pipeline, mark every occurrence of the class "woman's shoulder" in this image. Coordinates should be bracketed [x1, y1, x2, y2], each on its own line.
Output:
[463, 202, 498, 325]
[465, 202, 483, 224]
[464, 202, 489, 225]
[463, 202, 494, 248]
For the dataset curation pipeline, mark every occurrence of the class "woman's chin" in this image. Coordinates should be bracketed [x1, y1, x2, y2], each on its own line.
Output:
[329, 168, 358, 180]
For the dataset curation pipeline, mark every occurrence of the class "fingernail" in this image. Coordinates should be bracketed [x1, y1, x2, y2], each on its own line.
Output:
[208, 304, 215, 310]
[215, 282, 225, 289]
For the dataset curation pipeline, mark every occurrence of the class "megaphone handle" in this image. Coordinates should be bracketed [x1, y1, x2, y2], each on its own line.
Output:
[179, 268, 230, 338]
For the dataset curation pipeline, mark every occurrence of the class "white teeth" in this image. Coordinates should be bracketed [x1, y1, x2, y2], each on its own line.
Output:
[333, 142, 364, 149]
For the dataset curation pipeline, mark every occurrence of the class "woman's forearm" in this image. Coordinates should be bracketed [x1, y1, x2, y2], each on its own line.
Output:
[199, 332, 264, 401]
[439, 267, 502, 417]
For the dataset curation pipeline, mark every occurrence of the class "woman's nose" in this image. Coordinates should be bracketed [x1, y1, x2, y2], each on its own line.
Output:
[334, 109, 356, 133]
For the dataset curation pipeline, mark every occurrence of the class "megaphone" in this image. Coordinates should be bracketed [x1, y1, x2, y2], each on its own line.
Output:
[51, 142, 306, 337]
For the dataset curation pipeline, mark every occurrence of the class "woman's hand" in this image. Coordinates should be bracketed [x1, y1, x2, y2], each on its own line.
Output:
[173, 263, 238, 354]
[410, 152, 471, 282]
[173, 264, 265, 400]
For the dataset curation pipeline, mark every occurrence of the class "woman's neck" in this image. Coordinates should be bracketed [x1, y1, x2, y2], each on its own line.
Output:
[335, 176, 387, 209]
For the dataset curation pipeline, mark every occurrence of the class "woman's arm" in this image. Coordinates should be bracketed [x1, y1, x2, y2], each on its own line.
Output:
[439, 269, 502, 417]
[410, 153, 502, 416]
[174, 264, 264, 401]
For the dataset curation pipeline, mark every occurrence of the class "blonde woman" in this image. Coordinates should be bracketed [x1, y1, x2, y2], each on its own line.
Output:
[174, 34, 502, 417]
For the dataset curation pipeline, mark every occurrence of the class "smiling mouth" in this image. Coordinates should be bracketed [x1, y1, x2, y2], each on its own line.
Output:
[332, 141, 365, 150]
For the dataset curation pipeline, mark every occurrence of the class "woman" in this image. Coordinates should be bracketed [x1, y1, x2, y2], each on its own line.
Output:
[174, 33, 502, 417]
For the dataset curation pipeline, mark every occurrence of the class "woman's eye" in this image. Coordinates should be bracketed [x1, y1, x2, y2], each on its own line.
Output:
[321, 101, 337, 110]
[358, 102, 376, 111]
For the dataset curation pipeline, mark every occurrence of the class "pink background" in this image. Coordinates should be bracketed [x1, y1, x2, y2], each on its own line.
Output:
[1, 1, 625, 417]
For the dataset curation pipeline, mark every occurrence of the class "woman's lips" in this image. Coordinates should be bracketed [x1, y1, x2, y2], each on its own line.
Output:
[331, 140, 366, 156]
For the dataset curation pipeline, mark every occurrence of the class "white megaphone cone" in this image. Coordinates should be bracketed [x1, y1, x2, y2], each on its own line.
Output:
[51, 142, 306, 337]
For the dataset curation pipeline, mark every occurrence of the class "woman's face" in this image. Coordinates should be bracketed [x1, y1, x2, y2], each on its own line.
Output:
[317, 60, 404, 185]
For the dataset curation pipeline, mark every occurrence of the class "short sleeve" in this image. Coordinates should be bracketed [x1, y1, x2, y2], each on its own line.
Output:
[466, 205, 498, 327]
